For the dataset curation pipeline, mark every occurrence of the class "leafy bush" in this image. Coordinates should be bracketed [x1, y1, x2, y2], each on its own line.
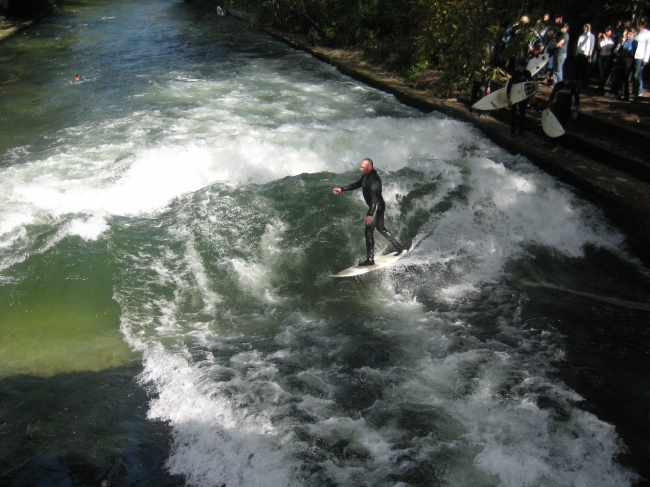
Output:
[251, 0, 644, 95]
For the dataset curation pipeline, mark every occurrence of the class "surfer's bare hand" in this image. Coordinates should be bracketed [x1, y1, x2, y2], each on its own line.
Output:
[364, 216, 372, 225]
[332, 188, 341, 195]
[546, 107, 551, 114]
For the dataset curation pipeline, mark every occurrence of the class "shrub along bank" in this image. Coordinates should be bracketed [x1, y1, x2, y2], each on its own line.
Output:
[210, 0, 645, 95]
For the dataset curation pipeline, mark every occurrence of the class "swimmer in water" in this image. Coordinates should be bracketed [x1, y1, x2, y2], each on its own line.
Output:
[332, 158, 403, 266]
[74, 74, 84, 83]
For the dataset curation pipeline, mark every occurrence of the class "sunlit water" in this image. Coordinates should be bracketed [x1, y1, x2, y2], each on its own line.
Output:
[1, 1, 650, 485]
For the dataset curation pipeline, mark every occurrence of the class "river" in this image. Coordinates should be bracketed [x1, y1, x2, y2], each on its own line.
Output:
[1, 0, 649, 485]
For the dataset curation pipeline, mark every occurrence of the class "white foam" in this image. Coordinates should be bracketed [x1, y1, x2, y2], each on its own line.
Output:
[63, 215, 109, 241]
[388, 154, 627, 302]
[3, 39, 642, 487]
[138, 345, 299, 487]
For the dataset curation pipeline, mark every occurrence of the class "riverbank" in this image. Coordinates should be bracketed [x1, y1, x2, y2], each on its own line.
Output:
[225, 8, 650, 266]
[0, 8, 50, 43]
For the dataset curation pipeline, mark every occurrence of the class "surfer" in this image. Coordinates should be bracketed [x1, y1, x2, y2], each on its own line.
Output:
[507, 59, 532, 137]
[332, 158, 402, 266]
[74, 74, 84, 83]
[546, 68, 580, 152]
[469, 58, 491, 116]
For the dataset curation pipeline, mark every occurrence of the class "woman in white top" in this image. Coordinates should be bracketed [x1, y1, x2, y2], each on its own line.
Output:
[598, 27, 616, 95]
[575, 24, 596, 87]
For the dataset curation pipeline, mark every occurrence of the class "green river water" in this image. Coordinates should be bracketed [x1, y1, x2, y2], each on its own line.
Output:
[1, 1, 649, 485]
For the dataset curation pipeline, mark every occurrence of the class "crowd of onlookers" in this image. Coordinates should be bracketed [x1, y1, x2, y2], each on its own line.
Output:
[493, 14, 650, 101]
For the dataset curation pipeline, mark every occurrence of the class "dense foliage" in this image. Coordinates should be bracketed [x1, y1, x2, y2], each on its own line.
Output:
[233, 0, 645, 95]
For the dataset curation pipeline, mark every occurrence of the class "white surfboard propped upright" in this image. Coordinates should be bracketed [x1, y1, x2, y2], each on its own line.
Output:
[526, 54, 549, 76]
[471, 81, 538, 111]
[330, 250, 408, 278]
[541, 110, 565, 137]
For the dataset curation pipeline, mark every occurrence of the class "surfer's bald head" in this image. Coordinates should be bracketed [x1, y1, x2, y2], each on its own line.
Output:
[361, 158, 373, 167]
[359, 158, 373, 175]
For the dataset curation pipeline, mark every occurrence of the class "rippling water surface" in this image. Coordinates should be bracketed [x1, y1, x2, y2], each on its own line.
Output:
[1, 1, 650, 485]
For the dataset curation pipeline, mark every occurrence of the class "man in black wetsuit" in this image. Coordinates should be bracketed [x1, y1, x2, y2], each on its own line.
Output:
[546, 67, 579, 152]
[332, 158, 402, 266]
[507, 59, 533, 137]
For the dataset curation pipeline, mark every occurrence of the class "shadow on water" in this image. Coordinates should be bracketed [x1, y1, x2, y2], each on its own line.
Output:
[509, 246, 650, 487]
[523, 291, 650, 486]
[0, 365, 183, 487]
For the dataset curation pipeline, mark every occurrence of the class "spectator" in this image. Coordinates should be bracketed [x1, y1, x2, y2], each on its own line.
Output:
[492, 25, 506, 68]
[597, 27, 616, 95]
[575, 24, 596, 88]
[542, 22, 557, 84]
[554, 23, 570, 85]
[308, 26, 321, 46]
[608, 35, 624, 99]
[633, 18, 650, 98]
[619, 28, 637, 100]
[613, 20, 625, 43]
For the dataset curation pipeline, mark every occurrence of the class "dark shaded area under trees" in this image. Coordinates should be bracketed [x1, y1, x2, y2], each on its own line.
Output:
[1, 0, 61, 16]
[236, 0, 648, 95]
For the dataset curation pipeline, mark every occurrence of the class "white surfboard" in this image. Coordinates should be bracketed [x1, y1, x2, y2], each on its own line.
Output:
[175, 76, 206, 82]
[471, 81, 538, 111]
[526, 54, 549, 76]
[541, 110, 565, 137]
[330, 250, 408, 278]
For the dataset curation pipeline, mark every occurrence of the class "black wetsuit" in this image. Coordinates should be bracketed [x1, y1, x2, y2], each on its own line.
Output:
[548, 80, 580, 126]
[507, 68, 532, 135]
[341, 169, 401, 263]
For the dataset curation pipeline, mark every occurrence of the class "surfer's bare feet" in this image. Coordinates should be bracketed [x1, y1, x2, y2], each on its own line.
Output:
[551, 146, 559, 153]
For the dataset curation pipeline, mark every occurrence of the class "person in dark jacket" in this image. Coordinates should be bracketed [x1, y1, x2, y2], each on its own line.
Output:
[507, 59, 533, 136]
[332, 158, 402, 266]
[608, 35, 625, 99]
[546, 68, 580, 152]
[469, 59, 492, 115]
[621, 29, 637, 100]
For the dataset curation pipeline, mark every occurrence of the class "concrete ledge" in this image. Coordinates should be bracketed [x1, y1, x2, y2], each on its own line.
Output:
[0, 9, 50, 43]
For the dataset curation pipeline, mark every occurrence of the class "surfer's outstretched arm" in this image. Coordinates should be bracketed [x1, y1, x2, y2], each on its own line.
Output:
[332, 176, 362, 195]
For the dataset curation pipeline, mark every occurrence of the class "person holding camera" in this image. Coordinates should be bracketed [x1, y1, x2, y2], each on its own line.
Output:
[597, 27, 616, 95]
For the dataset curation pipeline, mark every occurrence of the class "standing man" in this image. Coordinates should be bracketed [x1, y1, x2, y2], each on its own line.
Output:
[575, 24, 595, 88]
[507, 59, 533, 137]
[554, 23, 570, 85]
[542, 21, 557, 84]
[332, 158, 403, 267]
[469, 58, 491, 115]
[621, 28, 637, 100]
[597, 27, 616, 95]
[546, 68, 580, 153]
[633, 18, 650, 99]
